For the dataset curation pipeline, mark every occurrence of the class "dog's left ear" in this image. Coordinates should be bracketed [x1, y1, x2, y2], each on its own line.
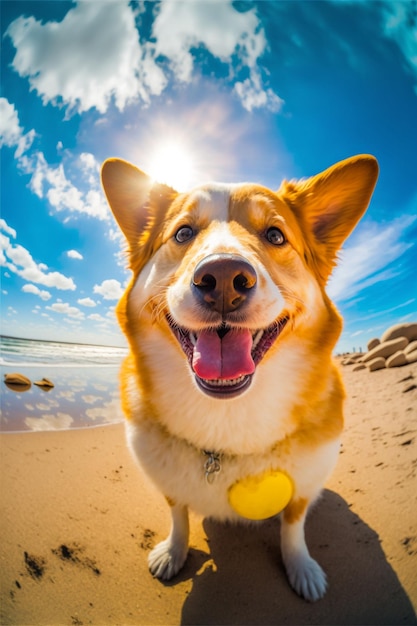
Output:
[283, 154, 379, 280]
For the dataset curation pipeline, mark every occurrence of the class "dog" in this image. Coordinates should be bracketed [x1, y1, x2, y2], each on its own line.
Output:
[101, 154, 378, 601]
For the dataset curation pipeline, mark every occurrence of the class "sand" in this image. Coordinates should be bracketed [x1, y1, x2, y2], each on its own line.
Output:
[1, 361, 416, 625]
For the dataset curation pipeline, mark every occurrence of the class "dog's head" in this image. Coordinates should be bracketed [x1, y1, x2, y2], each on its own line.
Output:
[102, 155, 378, 400]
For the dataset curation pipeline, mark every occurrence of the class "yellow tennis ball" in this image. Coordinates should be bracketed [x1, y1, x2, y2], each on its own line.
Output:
[228, 470, 293, 521]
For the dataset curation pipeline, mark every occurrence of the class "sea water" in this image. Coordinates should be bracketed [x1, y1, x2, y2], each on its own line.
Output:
[1, 336, 129, 432]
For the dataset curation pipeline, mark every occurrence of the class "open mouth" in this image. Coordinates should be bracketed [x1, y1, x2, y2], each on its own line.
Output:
[168, 316, 289, 399]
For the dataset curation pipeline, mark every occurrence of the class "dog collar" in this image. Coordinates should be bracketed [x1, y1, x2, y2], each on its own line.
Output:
[203, 450, 293, 521]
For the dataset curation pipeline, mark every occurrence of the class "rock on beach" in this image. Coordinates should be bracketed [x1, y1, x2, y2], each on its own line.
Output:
[362, 337, 409, 363]
[367, 338, 380, 351]
[367, 357, 386, 372]
[381, 322, 417, 343]
[3, 373, 54, 391]
[386, 351, 408, 368]
[33, 377, 55, 389]
[341, 321, 417, 372]
[4, 373, 31, 386]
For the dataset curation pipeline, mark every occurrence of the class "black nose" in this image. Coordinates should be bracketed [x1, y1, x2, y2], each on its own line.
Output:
[192, 253, 257, 315]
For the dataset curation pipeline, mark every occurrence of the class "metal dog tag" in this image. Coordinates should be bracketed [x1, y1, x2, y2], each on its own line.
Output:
[203, 450, 222, 484]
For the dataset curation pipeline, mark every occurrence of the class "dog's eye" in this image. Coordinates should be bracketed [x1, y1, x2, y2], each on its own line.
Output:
[174, 226, 194, 243]
[266, 227, 285, 246]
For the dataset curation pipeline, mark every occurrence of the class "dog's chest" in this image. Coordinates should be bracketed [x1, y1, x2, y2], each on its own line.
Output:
[126, 418, 296, 521]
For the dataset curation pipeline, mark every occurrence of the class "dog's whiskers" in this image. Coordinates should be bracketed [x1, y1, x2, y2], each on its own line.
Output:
[280, 286, 309, 314]
[135, 287, 169, 323]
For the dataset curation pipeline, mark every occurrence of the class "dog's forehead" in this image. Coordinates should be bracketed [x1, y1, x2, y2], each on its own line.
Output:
[187, 183, 234, 221]
[185, 182, 280, 221]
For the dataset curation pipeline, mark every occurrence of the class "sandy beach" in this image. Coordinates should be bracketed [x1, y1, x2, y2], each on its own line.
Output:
[1, 361, 416, 625]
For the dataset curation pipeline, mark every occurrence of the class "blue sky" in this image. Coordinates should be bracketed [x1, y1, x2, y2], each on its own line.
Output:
[1, 0, 416, 351]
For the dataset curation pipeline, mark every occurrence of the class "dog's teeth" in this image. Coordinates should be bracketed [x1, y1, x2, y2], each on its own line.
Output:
[252, 330, 264, 349]
[189, 332, 197, 346]
[202, 376, 245, 387]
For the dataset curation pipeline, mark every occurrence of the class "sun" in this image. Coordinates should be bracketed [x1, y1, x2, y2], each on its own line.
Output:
[147, 141, 195, 192]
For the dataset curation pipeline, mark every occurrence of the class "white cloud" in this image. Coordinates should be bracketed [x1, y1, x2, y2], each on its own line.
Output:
[5, 1, 281, 114]
[0, 97, 35, 158]
[234, 73, 283, 113]
[0, 218, 17, 239]
[93, 278, 124, 300]
[151, 1, 282, 112]
[79, 151, 99, 172]
[67, 249, 83, 260]
[6, 243, 76, 290]
[19, 150, 109, 220]
[78, 297, 96, 307]
[0, 234, 9, 266]
[0, 217, 76, 290]
[5, 1, 163, 115]
[22, 283, 52, 301]
[0, 97, 23, 147]
[152, 1, 259, 81]
[328, 215, 416, 302]
[88, 313, 106, 322]
[47, 302, 84, 319]
[78, 153, 103, 190]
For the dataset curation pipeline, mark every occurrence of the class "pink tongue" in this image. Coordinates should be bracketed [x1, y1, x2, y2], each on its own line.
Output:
[192, 329, 255, 380]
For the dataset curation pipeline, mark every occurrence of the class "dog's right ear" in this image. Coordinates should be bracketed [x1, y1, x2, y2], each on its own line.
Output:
[101, 158, 177, 248]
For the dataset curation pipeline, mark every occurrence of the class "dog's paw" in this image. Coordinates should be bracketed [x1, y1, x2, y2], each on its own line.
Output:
[148, 538, 188, 581]
[285, 554, 327, 602]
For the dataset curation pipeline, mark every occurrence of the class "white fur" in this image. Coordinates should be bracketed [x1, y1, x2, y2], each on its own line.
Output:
[148, 503, 189, 580]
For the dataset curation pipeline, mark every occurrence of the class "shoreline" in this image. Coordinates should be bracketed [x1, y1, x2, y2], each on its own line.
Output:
[1, 363, 416, 624]
[0, 333, 128, 350]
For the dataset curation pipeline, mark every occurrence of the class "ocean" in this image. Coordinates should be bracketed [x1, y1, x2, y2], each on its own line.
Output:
[0, 335, 128, 367]
[1, 336, 129, 433]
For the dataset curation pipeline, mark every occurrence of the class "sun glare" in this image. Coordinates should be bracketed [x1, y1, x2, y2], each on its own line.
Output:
[147, 142, 195, 191]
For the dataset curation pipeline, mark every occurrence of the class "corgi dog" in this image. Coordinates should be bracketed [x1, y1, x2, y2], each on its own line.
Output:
[101, 154, 378, 602]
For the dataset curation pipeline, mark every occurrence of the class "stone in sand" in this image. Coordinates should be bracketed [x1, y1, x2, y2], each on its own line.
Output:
[342, 354, 363, 365]
[381, 322, 417, 343]
[406, 351, 417, 364]
[404, 341, 417, 355]
[386, 351, 407, 368]
[367, 338, 380, 351]
[4, 372, 31, 386]
[353, 364, 366, 371]
[362, 337, 408, 362]
[367, 357, 386, 372]
[33, 377, 54, 389]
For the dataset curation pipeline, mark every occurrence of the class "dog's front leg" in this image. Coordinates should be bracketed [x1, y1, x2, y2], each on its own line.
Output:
[148, 501, 189, 581]
[280, 499, 327, 602]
